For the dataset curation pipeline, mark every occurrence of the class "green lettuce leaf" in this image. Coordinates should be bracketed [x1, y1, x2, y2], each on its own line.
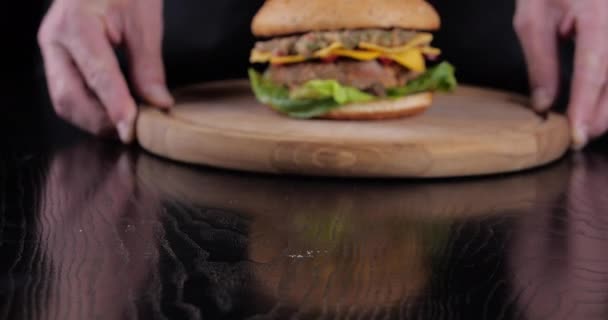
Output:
[248, 61, 457, 119]
[387, 61, 457, 97]
[289, 79, 375, 104]
[249, 69, 342, 118]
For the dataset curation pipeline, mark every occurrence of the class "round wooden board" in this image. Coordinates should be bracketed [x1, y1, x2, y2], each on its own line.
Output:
[136, 80, 571, 178]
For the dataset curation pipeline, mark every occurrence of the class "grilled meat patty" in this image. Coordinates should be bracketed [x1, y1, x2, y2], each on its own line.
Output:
[255, 29, 419, 57]
[265, 60, 420, 95]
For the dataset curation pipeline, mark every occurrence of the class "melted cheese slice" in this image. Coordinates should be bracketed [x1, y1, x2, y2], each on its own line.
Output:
[387, 50, 426, 72]
[250, 33, 440, 72]
[312, 42, 343, 57]
[250, 51, 306, 64]
[326, 49, 381, 61]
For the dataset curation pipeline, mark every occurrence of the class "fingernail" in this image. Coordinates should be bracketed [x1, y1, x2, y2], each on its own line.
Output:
[146, 84, 174, 108]
[572, 125, 588, 151]
[532, 88, 552, 111]
[117, 109, 136, 144]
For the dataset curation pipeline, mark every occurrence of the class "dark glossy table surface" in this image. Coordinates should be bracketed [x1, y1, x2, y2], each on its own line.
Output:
[2, 89, 608, 320]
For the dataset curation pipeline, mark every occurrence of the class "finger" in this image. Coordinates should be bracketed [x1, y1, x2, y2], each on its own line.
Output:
[559, 10, 575, 38]
[63, 19, 138, 143]
[588, 84, 608, 139]
[567, 8, 608, 149]
[125, 0, 174, 108]
[513, 3, 561, 112]
[40, 42, 115, 136]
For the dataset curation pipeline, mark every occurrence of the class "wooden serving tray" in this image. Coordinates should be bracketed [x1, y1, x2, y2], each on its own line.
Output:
[136, 80, 571, 178]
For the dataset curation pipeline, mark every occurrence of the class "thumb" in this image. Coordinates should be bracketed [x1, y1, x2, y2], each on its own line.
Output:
[125, 3, 174, 108]
[514, 6, 560, 112]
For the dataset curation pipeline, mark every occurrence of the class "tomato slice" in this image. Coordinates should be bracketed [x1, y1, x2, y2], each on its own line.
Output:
[321, 55, 339, 63]
[378, 57, 394, 66]
[425, 54, 439, 61]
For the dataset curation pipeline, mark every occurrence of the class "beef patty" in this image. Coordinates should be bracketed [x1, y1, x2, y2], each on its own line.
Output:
[265, 60, 419, 94]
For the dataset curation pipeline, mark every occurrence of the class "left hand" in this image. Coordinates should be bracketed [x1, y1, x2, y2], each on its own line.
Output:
[514, 0, 608, 150]
[37, 0, 173, 143]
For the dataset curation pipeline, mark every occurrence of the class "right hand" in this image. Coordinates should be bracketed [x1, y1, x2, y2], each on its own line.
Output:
[38, 0, 174, 143]
[514, 0, 608, 150]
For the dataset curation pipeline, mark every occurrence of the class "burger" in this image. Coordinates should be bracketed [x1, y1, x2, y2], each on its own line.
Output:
[248, 0, 457, 120]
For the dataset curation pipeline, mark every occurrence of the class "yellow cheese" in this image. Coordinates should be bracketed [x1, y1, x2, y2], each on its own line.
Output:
[331, 49, 382, 61]
[385, 50, 426, 72]
[313, 42, 344, 57]
[270, 55, 307, 64]
[250, 50, 272, 63]
[421, 47, 441, 56]
[250, 50, 306, 64]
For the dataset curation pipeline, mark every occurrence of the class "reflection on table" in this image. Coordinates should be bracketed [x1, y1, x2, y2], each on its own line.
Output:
[2, 140, 608, 319]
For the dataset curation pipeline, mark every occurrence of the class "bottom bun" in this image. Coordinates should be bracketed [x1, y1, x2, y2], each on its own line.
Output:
[319, 92, 433, 120]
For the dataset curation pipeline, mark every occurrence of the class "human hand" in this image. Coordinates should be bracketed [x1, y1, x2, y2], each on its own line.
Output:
[514, 0, 608, 150]
[38, 0, 174, 143]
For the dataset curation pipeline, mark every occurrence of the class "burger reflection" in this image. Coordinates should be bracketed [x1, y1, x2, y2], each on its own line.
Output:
[246, 206, 444, 312]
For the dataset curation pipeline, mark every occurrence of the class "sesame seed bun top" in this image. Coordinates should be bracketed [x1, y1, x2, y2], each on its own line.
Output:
[252, 0, 441, 37]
